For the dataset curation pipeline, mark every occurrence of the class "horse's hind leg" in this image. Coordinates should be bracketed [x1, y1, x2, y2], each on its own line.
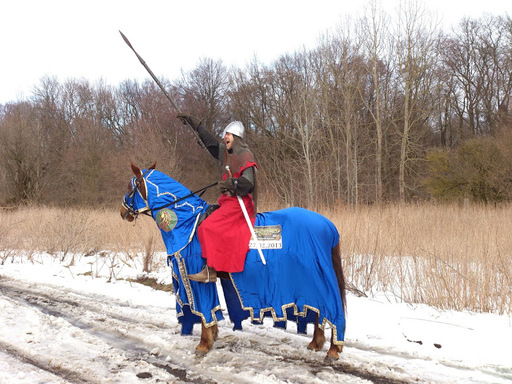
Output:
[195, 322, 218, 357]
[307, 314, 326, 352]
[326, 330, 343, 361]
[212, 323, 219, 341]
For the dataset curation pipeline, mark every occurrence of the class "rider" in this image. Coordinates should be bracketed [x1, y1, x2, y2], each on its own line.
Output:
[177, 114, 257, 283]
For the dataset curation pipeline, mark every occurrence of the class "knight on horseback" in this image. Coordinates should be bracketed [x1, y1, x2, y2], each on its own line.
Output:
[177, 115, 258, 283]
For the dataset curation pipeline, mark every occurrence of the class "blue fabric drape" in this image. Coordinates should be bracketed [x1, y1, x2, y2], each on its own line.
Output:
[125, 170, 345, 343]
[231, 207, 345, 343]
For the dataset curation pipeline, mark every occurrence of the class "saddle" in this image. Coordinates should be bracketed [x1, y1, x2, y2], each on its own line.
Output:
[197, 204, 220, 227]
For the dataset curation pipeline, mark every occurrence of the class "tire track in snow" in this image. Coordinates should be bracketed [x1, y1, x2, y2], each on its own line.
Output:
[0, 276, 412, 384]
[214, 333, 412, 384]
[0, 277, 208, 383]
[0, 340, 96, 384]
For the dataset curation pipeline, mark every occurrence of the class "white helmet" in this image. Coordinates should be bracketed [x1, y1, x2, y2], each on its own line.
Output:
[222, 121, 244, 138]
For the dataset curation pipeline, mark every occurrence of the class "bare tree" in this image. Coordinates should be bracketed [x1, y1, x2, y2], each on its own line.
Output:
[228, 61, 286, 204]
[394, 0, 440, 201]
[361, 1, 394, 203]
[0, 102, 45, 203]
[177, 58, 229, 134]
[317, 27, 367, 205]
[473, 15, 512, 134]
[437, 14, 512, 147]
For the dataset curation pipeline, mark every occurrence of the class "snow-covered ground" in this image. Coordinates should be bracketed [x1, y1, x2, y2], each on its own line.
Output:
[1, 252, 511, 384]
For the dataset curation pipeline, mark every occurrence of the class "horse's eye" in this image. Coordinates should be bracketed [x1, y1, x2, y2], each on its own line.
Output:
[127, 182, 133, 192]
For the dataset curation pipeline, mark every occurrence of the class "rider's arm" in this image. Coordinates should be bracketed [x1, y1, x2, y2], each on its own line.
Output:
[234, 166, 255, 196]
[177, 114, 221, 160]
[197, 124, 220, 160]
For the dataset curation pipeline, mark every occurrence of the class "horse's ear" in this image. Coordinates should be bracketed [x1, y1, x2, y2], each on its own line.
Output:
[130, 162, 142, 178]
[150, 162, 157, 170]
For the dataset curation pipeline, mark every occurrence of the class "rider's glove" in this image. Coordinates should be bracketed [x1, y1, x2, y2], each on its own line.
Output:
[218, 178, 236, 196]
[177, 114, 201, 130]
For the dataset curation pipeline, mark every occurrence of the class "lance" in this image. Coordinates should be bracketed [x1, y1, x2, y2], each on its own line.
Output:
[119, 30, 223, 174]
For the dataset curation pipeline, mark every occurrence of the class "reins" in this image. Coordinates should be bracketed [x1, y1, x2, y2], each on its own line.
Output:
[139, 181, 219, 217]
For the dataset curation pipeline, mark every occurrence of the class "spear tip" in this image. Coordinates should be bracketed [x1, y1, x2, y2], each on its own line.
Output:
[118, 30, 133, 49]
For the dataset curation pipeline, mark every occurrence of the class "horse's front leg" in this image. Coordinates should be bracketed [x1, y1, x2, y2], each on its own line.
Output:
[195, 322, 218, 357]
[307, 314, 326, 352]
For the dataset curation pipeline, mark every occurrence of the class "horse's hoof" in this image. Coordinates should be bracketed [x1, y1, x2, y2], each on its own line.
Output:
[195, 349, 208, 357]
[324, 354, 339, 362]
[308, 341, 323, 351]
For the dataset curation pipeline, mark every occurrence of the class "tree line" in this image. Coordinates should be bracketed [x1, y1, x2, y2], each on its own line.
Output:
[1, 3, 511, 208]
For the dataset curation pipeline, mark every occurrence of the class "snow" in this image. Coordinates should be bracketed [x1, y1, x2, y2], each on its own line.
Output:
[1, 252, 511, 383]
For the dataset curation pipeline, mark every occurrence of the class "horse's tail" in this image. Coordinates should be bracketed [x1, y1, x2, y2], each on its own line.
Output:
[331, 243, 347, 314]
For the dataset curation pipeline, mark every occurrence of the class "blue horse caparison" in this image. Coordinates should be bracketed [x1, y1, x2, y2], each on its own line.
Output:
[121, 163, 346, 359]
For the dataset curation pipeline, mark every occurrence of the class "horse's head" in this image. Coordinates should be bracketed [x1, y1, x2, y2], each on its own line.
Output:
[120, 162, 156, 222]
[120, 161, 210, 256]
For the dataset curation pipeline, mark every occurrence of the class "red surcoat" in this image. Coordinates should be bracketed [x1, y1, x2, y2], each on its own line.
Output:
[197, 160, 256, 273]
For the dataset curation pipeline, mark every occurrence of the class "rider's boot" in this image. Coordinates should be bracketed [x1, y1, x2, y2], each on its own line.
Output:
[188, 265, 217, 283]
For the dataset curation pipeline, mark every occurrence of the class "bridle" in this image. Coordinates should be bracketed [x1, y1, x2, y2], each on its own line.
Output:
[122, 168, 152, 220]
[122, 170, 218, 221]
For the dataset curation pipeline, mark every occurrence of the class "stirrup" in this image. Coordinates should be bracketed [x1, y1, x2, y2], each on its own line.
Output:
[188, 266, 217, 283]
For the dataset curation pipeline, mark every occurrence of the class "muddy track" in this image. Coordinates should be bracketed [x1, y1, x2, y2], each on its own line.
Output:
[214, 332, 412, 384]
[0, 339, 94, 384]
[0, 276, 414, 383]
[0, 277, 204, 383]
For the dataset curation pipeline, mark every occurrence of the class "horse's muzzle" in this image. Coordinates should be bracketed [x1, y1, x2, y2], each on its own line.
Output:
[120, 206, 135, 222]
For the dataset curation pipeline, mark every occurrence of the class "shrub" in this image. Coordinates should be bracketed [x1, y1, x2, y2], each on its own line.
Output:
[424, 137, 512, 202]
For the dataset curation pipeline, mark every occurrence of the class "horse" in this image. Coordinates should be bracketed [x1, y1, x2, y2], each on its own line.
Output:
[120, 162, 347, 360]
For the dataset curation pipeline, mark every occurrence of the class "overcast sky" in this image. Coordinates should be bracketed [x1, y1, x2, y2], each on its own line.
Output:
[1, 0, 510, 104]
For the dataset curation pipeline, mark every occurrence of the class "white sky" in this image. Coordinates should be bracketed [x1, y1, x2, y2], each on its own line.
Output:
[0, 0, 510, 104]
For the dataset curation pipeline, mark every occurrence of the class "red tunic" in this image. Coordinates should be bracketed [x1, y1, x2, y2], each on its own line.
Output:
[197, 161, 256, 273]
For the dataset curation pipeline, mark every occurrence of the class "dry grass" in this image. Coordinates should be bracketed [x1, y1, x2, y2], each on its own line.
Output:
[0, 205, 165, 253]
[1, 203, 511, 314]
[0, 205, 165, 272]
[324, 202, 512, 314]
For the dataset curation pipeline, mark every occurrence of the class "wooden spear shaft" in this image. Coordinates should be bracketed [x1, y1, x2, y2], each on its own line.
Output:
[119, 30, 223, 174]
